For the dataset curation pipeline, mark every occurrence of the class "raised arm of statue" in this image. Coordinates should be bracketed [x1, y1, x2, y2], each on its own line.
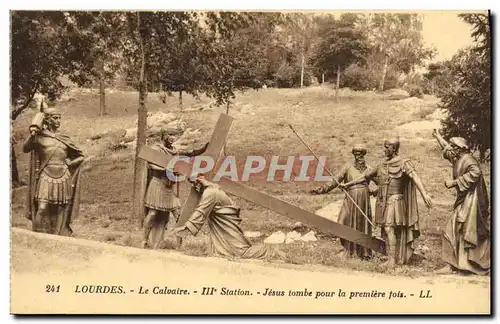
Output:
[22, 134, 37, 153]
[180, 142, 209, 157]
[341, 167, 377, 189]
[148, 162, 165, 172]
[432, 129, 449, 150]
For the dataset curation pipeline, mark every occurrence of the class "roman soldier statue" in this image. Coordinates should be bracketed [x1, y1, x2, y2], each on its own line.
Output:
[141, 132, 209, 249]
[23, 107, 87, 236]
[341, 138, 433, 268]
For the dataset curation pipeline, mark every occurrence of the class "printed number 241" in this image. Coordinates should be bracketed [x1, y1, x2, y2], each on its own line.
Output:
[46, 285, 60, 293]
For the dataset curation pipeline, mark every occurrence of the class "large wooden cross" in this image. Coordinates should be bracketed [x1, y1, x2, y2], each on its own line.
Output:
[138, 113, 386, 255]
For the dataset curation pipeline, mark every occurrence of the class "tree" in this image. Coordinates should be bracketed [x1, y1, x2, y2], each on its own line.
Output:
[156, 28, 202, 110]
[422, 61, 454, 96]
[11, 11, 72, 119]
[123, 11, 204, 219]
[10, 11, 106, 186]
[150, 12, 204, 110]
[284, 13, 319, 88]
[311, 13, 368, 88]
[201, 12, 283, 108]
[361, 13, 436, 91]
[132, 11, 149, 220]
[62, 11, 129, 115]
[438, 13, 491, 161]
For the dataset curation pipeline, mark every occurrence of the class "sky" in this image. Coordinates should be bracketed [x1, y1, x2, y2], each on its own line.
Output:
[317, 10, 484, 65]
[420, 11, 481, 62]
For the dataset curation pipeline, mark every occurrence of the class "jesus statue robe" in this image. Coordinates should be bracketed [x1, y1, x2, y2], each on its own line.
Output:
[184, 183, 279, 260]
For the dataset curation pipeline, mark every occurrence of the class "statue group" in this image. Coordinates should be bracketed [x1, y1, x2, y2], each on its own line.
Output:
[310, 134, 490, 275]
[22, 108, 490, 276]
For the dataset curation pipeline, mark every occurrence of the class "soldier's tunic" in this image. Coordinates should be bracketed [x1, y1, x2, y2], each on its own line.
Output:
[36, 137, 74, 204]
[441, 149, 490, 275]
[365, 156, 420, 264]
[184, 184, 278, 260]
[142, 141, 208, 248]
[142, 143, 181, 248]
[144, 144, 180, 212]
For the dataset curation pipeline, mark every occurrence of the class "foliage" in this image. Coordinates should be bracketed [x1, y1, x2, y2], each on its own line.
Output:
[311, 13, 368, 83]
[341, 63, 399, 91]
[11, 11, 77, 119]
[422, 61, 454, 96]
[340, 64, 377, 90]
[402, 72, 425, 98]
[201, 12, 285, 107]
[360, 13, 436, 90]
[434, 13, 491, 161]
[367, 13, 436, 73]
[146, 12, 204, 104]
[405, 84, 424, 99]
[61, 12, 129, 87]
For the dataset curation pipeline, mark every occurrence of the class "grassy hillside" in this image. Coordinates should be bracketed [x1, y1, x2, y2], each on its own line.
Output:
[10, 85, 491, 277]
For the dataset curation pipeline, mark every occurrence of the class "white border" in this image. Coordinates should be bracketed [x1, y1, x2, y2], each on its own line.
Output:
[1, 1, 498, 323]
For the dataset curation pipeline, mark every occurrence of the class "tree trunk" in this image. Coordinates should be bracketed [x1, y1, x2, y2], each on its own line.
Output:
[300, 51, 305, 88]
[322, 73, 325, 84]
[132, 12, 148, 220]
[11, 141, 20, 187]
[223, 81, 233, 156]
[179, 90, 183, 111]
[379, 54, 389, 92]
[336, 65, 341, 89]
[223, 98, 230, 156]
[99, 58, 106, 116]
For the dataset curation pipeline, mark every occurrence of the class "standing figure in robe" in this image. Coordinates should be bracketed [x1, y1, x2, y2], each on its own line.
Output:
[432, 130, 490, 275]
[23, 107, 87, 236]
[141, 133, 208, 249]
[310, 144, 376, 260]
[341, 138, 433, 268]
[165, 174, 280, 260]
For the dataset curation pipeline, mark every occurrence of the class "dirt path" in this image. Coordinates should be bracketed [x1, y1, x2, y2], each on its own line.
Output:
[11, 228, 489, 315]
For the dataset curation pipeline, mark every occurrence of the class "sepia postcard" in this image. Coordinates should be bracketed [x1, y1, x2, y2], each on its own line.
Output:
[9, 8, 492, 315]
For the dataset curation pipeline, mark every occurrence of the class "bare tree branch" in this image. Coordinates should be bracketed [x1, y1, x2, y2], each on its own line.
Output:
[11, 79, 40, 120]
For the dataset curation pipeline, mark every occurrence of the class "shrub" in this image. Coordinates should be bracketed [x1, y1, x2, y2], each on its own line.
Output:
[341, 63, 400, 91]
[406, 84, 424, 98]
[341, 64, 378, 90]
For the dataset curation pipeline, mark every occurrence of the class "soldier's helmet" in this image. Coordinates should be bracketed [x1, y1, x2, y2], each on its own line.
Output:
[384, 137, 400, 153]
[43, 107, 61, 117]
[352, 144, 367, 155]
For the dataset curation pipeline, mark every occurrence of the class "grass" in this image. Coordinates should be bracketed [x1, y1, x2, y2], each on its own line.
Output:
[10, 84, 491, 278]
